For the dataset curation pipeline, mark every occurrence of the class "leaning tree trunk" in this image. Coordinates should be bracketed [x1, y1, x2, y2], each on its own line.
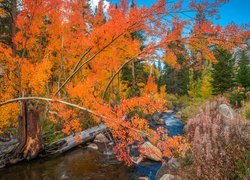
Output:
[17, 101, 42, 159]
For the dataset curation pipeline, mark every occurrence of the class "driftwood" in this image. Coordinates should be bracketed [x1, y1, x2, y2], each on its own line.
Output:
[0, 123, 107, 168]
[40, 123, 107, 157]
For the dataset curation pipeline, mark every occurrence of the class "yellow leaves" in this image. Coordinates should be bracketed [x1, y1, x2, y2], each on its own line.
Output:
[0, 103, 19, 133]
[200, 70, 213, 99]
[164, 51, 178, 68]
[21, 58, 52, 95]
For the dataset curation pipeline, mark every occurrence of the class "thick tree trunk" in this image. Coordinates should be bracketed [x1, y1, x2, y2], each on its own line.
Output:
[17, 101, 42, 159]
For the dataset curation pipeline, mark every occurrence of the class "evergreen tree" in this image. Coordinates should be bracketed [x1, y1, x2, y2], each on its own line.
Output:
[0, 0, 17, 55]
[237, 51, 250, 90]
[160, 54, 190, 95]
[211, 48, 235, 94]
[121, 62, 149, 97]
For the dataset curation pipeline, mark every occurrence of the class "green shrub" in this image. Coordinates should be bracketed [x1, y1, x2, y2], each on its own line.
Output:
[244, 102, 250, 119]
[229, 91, 245, 107]
[165, 93, 178, 108]
[235, 151, 250, 179]
[180, 97, 206, 121]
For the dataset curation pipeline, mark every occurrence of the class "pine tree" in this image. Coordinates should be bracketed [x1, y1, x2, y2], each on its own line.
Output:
[160, 55, 190, 95]
[237, 51, 250, 90]
[211, 49, 235, 94]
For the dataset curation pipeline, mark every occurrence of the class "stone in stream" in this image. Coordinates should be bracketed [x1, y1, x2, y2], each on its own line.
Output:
[94, 133, 110, 143]
[87, 143, 98, 150]
[156, 118, 165, 125]
[141, 141, 162, 162]
[103, 149, 113, 155]
[159, 174, 181, 180]
[164, 110, 174, 113]
[138, 177, 149, 180]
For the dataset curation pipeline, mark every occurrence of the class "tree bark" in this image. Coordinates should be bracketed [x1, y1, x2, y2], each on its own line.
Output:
[132, 59, 136, 95]
[17, 101, 42, 159]
[40, 123, 107, 157]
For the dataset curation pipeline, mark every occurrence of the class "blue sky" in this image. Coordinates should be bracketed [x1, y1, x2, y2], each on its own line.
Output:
[109, 0, 250, 27]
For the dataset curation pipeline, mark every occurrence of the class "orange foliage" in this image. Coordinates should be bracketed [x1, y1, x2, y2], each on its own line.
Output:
[0, 0, 248, 163]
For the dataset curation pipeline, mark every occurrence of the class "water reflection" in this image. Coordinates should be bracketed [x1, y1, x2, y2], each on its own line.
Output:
[0, 147, 134, 180]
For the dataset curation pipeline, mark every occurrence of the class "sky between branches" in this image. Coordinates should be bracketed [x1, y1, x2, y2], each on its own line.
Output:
[90, 0, 250, 28]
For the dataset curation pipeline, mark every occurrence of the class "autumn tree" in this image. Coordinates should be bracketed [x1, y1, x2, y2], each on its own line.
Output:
[0, 0, 249, 166]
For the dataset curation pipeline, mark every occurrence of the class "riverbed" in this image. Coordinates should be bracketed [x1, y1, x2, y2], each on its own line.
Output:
[0, 112, 184, 180]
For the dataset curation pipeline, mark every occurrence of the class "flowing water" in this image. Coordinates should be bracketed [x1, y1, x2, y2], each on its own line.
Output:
[0, 112, 184, 180]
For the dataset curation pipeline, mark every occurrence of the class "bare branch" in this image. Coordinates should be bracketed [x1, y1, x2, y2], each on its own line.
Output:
[102, 53, 144, 99]
[54, 34, 123, 96]
[0, 97, 105, 119]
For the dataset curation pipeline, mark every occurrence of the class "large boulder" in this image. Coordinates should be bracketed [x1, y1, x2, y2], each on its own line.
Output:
[141, 141, 162, 162]
[218, 104, 236, 120]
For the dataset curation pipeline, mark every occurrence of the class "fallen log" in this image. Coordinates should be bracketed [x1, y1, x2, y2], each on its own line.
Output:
[39, 123, 107, 157]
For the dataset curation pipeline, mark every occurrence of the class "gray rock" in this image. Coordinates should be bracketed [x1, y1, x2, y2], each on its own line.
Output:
[159, 174, 182, 180]
[141, 141, 162, 161]
[168, 158, 182, 169]
[218, 104, 236, 120]
[103, 149, 113, 155]
[138, 177, 149, 180]
[164, 110, 174, 113]
[87, 143, 98, 150]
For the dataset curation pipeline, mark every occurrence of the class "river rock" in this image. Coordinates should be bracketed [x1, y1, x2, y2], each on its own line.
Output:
[103, 149, 113, 155]
[159, 174, 181, 180]
[156, 118, 165, 125]
[138, 177, 149, 180]
[141, 141, 162, 161]
[94, 133, 109, 143]
[164, 110, 174, 113]
[87, 143, 98, 150]
[218, 104, 236, 120]
[168, 158, 182, 169]
[153, 112, 160, 121]
[174, 111, 182, 119]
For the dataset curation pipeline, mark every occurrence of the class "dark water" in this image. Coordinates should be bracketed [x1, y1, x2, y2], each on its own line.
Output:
[0, 147, 134, 180]
[0, 112, 184, 180]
